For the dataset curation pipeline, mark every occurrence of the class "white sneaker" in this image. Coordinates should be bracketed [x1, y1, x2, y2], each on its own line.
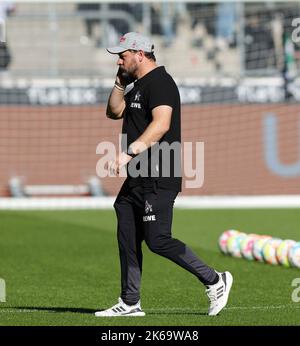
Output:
[206, 271, 233, 316]
[95, 297, 145, 317]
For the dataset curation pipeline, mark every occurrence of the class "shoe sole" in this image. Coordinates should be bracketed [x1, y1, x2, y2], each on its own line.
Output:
[208, 271, 233, 316]
[95, 311, 145, 317]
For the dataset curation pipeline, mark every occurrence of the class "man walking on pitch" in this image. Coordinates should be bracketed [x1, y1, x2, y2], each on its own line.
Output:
[95, 32, 233, 317]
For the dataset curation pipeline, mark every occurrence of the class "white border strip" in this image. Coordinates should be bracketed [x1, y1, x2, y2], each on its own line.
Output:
[1, 196, 300, 210]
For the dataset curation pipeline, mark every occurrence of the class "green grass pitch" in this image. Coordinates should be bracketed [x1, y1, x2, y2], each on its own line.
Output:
[0, 209, 300, 326]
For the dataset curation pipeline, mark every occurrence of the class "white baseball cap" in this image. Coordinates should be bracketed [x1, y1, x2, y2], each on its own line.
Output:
[106, 32, 154, 54]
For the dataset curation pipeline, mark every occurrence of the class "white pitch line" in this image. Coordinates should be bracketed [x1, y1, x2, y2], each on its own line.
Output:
[224, 305, 300, 311]
[0, 305, 299, 314]
[0, 309, 56, 313]
[147, 305, 300, 312]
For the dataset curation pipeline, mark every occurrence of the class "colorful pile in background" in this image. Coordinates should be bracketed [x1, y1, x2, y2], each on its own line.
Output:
[218, 230, 300, 268]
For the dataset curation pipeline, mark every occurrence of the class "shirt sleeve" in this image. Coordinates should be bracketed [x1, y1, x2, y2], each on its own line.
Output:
[147, 77, 178, 110]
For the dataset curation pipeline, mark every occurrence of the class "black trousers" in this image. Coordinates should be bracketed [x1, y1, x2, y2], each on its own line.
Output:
[113, 180, 217, 305]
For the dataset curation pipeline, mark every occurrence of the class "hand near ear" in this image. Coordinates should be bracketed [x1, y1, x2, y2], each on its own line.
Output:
[116, 67, 135, 87]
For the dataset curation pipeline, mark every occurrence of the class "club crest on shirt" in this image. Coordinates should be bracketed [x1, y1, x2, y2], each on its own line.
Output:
[130, 91, 142, 108]
[134, 91, 141, 101]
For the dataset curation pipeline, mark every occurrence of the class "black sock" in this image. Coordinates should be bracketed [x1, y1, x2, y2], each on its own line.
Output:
[122, 299, 138, 306]
[210, 272, 220, 285]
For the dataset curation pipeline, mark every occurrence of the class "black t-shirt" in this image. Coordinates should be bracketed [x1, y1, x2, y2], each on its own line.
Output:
[122, 66, 182, 192]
